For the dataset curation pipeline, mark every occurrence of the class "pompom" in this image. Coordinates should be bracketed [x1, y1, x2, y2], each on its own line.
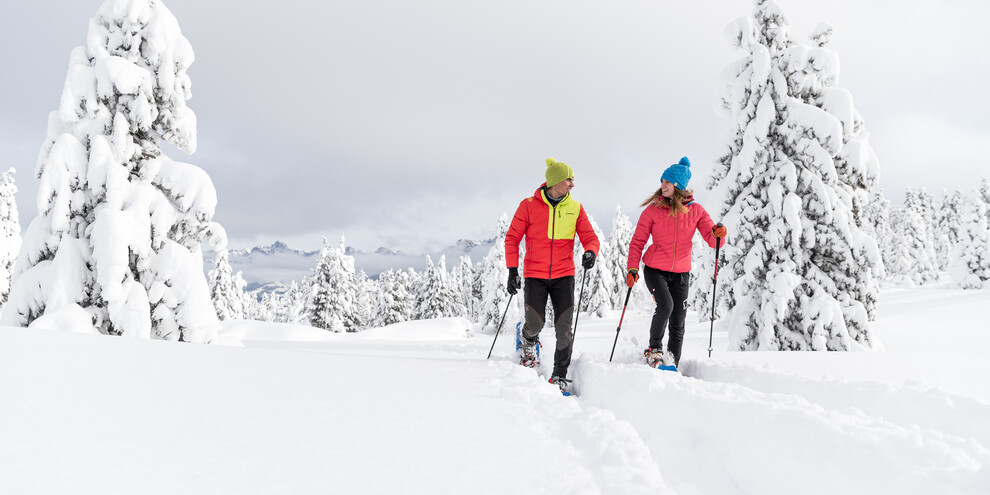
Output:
[546, 157, 556, 167]
[679, 156, 691, 168]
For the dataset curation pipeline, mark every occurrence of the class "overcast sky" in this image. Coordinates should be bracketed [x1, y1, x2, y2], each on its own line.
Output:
[1, 0, 988, 254]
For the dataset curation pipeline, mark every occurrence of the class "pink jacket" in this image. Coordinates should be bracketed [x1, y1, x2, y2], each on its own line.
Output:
[627, 201, 723, 274]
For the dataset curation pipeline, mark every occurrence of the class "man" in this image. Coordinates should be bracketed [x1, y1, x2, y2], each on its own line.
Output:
[505, 157, 600, 393]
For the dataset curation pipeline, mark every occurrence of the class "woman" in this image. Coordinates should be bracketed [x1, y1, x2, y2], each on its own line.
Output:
[626, 156, 727, 369]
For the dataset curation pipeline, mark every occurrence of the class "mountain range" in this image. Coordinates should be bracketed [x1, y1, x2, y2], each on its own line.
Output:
[207, 239, 496, 296]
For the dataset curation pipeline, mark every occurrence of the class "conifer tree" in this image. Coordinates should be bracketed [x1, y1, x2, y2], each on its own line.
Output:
[307, 236, 360, 332]
[606, 206, 636, 310]
[282, 281, 308, 325]
[352, 270, 375, 330]
[950, 192, 990, 289]
[897, 189, 940, 284]
[934, 190, 964, 271]
[0, 168, 20, 308]
[477, 214, 515, 330]
[208, 249, 244, 320]
[2, 0, 222, 342]
[451, 256, 476, 320]
[861, 189, 895, 282]
[702, 0, 878, 351]
[574, 213, 613, 317]
[415, 255, 465, 320]
[374, 269, 413, 327]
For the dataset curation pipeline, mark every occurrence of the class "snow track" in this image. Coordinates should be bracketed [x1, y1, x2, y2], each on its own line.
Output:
[567, 356, 990, 495]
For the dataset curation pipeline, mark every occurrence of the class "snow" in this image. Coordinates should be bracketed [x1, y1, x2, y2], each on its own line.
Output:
[1, 283, 988, 494]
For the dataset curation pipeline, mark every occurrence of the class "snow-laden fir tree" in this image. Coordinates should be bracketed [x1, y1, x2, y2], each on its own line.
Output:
[281, 281, 308, 324]
[861, 189, 895, 282]
[352, 270, 375, 330]
[606, 205, 637, 310]
[476, 214, 515, 331]
[934, 189, 963, 271]
[208, 248, 245, 320]
[893, 189, 940, 285]
[792, 21, 883, 321]
[0, 168, 21, 308]
[910, 188, 939, 249]
[884, 206, 936, 286]
[450, 256, 476, 321]
[415, 255, 465, 320]
[307, 236, 361, 332]
[374, 269, 414, 327]
[2, 0, 222, 341]
[573, 213, 613, 318]
[698, 0, 879, 351]
[950, 191, 990, 289]
[979, 178, 990, 208]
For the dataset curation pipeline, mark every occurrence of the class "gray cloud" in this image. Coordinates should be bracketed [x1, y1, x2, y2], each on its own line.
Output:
[2, 0, 988, 254]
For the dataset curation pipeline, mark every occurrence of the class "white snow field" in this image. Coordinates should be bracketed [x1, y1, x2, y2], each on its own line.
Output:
[2, 283, 988, 494]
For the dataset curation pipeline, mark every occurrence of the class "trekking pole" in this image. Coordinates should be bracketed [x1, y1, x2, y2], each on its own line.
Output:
[486, 294, 515, 359]
[708, 226, 723, 358]
[565, 266, 590, 367]
[609, 286, 633, 362]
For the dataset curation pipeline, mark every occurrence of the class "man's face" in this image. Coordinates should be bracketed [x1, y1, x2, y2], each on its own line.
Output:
[549, 178, 574, 198]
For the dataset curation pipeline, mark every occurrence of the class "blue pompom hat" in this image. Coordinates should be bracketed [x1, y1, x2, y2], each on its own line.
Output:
[661, 156, 692, 190]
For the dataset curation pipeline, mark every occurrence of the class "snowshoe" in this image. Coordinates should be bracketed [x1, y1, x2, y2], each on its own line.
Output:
[549, 376, 572, 396]
[644, 347, 678, 372]
[515, 322, 541, 368]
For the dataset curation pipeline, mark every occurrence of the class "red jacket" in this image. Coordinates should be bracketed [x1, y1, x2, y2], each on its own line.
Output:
[506, 184, 600, 279]
[628, 200, 723, 273]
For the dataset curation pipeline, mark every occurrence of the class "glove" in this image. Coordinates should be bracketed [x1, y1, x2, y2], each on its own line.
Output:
[626, 268, 639, 288]
[506, 267, 521, 295]
[712, 223, 727, 238]
[581, 250, 596, 269]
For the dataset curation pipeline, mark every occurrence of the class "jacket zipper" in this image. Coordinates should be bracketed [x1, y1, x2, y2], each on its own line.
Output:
[670, 213, 678, 271]
[549, 203, 557, 279]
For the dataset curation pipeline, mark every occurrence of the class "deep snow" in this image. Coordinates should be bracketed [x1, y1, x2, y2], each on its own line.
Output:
[1, 283, 988, 494]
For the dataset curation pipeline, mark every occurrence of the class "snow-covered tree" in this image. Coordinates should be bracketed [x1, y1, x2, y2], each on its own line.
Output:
[449, 255, 476, 320]
[979, 178, 990, 209]
[606, 206, 635, 310]
[894, 189, 940, 285]
[0, 168, 21, 308]
[950, 192, 990, 289]
[934, 190, 964, 271]
[476, 214, 515, 330]
[307, 236, 361, 332]
[352, 270, 375, 329]
[574, 213, 613, 318]
[281, 281, 308, 324]
[701, 0, 878, 351]
[374, 269, 414, 327]
[415, 255, 465, 320]
[884, 207, 935, 286]
[861, 189, 895, 282]
[208, 249, 245, 320]
[797, 22, 883, 321]
[2, 0, 222, 342]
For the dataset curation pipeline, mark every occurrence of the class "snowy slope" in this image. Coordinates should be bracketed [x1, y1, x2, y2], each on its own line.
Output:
[1, 285, 988, 494]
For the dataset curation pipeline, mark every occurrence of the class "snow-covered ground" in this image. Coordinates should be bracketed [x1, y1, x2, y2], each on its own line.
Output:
[2, 283, 988, 494]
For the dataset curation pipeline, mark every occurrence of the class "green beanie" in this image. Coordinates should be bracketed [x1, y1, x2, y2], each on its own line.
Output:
[545, 157, 574, 187]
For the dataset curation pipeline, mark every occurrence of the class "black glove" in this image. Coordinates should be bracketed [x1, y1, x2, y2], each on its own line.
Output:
[581, 250, 596, 269]
[506, 267, 521, 295]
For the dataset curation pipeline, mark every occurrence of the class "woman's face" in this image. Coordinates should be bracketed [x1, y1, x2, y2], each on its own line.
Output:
[660, 179, 675, 199]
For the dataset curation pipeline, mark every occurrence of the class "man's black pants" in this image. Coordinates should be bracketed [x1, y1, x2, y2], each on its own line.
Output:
[521, 276, 575, 377]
